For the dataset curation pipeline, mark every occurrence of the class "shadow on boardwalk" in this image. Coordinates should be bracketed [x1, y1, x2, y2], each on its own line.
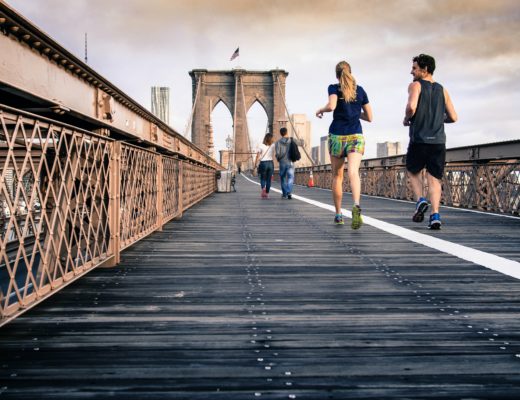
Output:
[1, 175, 520, 399]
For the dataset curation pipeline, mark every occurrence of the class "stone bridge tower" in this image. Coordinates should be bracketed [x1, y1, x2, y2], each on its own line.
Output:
[189, 69, 288, 169]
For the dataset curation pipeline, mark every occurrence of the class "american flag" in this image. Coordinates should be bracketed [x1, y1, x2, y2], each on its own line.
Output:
[230, 47, 239, 61]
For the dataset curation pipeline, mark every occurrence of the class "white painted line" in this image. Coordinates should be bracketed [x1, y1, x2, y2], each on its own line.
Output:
[242, 174, 520, 280]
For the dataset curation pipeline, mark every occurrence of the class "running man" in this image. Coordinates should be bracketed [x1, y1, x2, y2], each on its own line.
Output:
[403, 54, 458, 229]
[275, 127, 303, 200]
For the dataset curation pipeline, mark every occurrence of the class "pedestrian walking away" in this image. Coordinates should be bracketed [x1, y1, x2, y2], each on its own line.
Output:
[403, 54, 458, 229]
[275, 127, 303, 200]
[316, 60, 373, 229]
[255, 133, 275, 199]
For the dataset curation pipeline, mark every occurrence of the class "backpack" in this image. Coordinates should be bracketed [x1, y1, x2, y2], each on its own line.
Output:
[288, 138, 301, 162]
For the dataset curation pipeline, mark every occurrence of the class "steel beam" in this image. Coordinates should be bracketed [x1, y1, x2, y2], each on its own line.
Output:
[0, 2, 220, 169]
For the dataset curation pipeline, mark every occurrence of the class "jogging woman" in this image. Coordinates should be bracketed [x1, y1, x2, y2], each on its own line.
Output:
[316, 61, 373, 228]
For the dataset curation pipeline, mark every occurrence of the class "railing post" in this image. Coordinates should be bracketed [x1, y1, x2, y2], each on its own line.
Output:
[105, 141, 121, 267]
[156, 154, 163, 231]
[177, 159, 184, 219]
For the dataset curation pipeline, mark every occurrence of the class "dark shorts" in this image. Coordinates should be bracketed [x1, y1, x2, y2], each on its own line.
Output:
[406, 143, 446, 179]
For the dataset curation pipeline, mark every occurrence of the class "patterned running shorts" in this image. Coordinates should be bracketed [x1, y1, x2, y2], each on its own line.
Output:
[328, 134, 365, 158]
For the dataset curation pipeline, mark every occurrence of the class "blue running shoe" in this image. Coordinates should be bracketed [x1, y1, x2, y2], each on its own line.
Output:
[412, 197, 429, 223]
[428, 213, 442, 230]
[334, 214, 344, 225]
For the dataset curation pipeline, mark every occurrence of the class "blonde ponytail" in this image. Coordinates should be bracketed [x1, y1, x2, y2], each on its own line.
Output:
[335, 61, 357, 102]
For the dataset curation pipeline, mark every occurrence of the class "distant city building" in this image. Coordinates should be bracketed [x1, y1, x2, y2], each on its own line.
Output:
[311, 146, 319, 165]
[377, 141, 402, 157]
[151, 86, 170, 124]
[320, 135, 331, 165]
[288, 114, 312, 167]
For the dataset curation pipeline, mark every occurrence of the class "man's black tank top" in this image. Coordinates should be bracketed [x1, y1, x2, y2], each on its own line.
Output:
[409, 80, 446, 144]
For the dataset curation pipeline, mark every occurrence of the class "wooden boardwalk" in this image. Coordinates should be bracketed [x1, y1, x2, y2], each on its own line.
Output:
[1, 175, 520, 399]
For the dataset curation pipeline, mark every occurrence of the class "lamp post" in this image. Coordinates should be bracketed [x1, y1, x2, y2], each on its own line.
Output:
[225, 134, 233, 170]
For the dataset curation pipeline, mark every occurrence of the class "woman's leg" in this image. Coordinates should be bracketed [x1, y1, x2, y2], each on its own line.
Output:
[346, 152, 363, 205]
[265, 162, 274, 193]
[331, 156, 346, 214]
[259, 162, 266, 189]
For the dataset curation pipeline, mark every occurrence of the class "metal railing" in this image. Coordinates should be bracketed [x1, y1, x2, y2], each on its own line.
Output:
[295, 141, 520, 216]
[0, 105, 217, 325]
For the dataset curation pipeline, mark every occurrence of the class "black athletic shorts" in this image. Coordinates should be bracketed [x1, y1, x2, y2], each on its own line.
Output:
[405, 143, 446, 179]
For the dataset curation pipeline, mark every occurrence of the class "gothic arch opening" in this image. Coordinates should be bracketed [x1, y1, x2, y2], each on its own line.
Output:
[247, 100, 269, 155]
[211, 100, 233, 165]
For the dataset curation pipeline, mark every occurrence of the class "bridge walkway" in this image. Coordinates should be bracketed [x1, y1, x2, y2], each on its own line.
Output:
[1, 174, 520, 399]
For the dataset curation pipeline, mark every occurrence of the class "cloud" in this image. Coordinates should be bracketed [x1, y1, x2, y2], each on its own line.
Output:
[4, 0, 520, 158]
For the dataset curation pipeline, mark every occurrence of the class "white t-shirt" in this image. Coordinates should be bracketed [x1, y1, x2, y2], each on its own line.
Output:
[258, 143, 274, 161]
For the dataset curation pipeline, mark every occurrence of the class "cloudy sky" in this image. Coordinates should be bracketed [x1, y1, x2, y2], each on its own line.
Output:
[6, 0, 520, 158]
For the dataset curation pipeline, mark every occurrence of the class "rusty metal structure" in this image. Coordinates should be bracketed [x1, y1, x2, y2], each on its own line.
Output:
[0, 3, 220, 169]
[295, 140, 520, 215]
[0, 106, 216, 324]
[0, 3, 219, 325]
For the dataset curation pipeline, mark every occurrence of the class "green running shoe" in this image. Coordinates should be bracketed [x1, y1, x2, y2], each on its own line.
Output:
[351, 205, 363, 230]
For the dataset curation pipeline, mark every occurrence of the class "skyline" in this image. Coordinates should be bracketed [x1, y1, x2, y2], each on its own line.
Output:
[5, 0, 520, 158]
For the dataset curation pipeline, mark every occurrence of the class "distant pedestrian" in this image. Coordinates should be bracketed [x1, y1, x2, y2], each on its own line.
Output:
[403, 54, 457, 229]
[255, 133, 275, 199]
[316, 60, 373, 228]
[275, 127, 302, 199]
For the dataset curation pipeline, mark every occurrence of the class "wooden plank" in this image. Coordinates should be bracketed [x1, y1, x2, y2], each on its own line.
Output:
[1, 175, 520, 398]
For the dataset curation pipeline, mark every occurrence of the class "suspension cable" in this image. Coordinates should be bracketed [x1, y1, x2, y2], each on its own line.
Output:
[184, 76, 202, 138]
[275, 77, 316, 166]
[232, 74, 239, 169]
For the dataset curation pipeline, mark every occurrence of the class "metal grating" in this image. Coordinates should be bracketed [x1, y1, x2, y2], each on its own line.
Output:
[0, 109, 113, 318]
[1, 105, 218, 324]
[119, 144, 159, 250]
[295, 159, 520, 215]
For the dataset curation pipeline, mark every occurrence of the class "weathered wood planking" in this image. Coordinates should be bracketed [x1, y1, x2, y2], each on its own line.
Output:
[1, 175, 520, 399]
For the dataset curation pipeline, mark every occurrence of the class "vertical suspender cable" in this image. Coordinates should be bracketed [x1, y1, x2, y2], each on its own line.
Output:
[184, 76, 202, 138]
[232, 74, 239, 170]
